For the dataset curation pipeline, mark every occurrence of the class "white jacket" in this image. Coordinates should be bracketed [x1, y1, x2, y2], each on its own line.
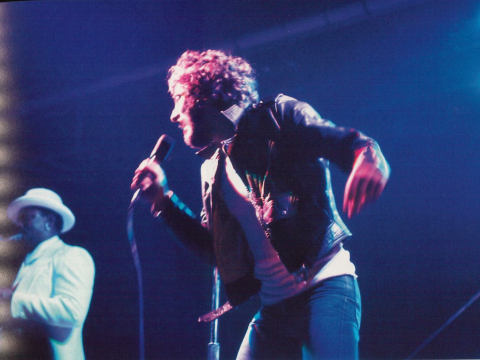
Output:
[11, 236, 95, 360]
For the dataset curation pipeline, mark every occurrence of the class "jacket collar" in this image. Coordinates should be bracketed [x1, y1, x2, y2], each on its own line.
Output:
[196, 104, 245, 159]
[24, 235, 62, 265]
[221, 104, 245, 128]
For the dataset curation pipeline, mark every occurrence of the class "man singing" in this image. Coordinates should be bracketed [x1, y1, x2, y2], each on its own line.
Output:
[0, 188, 95, 360]
[132, 50, 390, 359]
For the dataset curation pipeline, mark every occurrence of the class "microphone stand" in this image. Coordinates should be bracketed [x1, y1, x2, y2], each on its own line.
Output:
[207, 267, 220, 360]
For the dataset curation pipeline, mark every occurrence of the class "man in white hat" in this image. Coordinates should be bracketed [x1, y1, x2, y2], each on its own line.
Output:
[0, 188, 95, 360]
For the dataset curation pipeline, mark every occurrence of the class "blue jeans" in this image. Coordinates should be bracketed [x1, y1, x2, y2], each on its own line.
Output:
[236, 275, 361, 360]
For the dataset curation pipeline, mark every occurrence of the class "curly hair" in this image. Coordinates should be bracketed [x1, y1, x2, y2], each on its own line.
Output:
[167, 49, 259, 110]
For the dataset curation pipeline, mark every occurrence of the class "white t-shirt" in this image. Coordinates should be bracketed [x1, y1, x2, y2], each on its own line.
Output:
[222, 156, 356, 305]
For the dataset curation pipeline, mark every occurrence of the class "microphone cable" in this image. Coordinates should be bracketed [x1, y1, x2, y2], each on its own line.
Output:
[127, 199, 145, 360]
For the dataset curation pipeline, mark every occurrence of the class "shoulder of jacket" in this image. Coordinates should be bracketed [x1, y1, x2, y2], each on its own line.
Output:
[263, 94, 307, 118]
[257, 94, 297, 108]
[274, 93, 298, 104]
[53, 243, 93, 264]
[253, 94, 297, 121]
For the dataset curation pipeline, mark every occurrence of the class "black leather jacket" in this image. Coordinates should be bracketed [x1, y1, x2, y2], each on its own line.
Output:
[160, 94, 379, 308]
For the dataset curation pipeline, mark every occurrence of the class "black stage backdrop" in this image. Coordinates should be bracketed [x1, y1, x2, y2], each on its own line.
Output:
[0, 1, 479, 359]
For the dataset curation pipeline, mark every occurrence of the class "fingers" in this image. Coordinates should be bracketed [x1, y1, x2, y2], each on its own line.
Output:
[130, 158, 169, 207]
[344, 173, 387, 218]
[343, 174, 356, 218]
[131, 171, 154, 190]
[344, 176, 368, 218]
[344, 144, 390, 218]
[130, 158, 160, 190]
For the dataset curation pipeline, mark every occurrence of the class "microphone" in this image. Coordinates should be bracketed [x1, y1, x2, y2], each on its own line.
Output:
[130, 134, 175, 206]
[149, 134, 175, 163]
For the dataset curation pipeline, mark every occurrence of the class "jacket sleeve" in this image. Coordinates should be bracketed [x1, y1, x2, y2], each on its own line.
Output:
[11, 247, 95, 328]
[159, 194, 215, 264]
[275, 94, 377, 172]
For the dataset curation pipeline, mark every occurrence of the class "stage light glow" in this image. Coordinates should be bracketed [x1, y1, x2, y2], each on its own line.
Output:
[0, 68, 13, 88]
[0, 93, 10, 112]
[0, 2, 21, 247]
[0, 98, 6, 112]
[0, 118, 12, 138]
[0, 330, 21, 358]
[0, 145, 14, 166]
[0, 5, 8, 38]
[0, 174, 15, 196]
[0, 47, 9, 63]
[0, 300, 11, 323]
[0, 205, 9, 227]
[0, 265, 15, 287]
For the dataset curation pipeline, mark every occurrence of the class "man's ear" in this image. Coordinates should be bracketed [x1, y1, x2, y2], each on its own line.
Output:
[46, 213, 56, 230]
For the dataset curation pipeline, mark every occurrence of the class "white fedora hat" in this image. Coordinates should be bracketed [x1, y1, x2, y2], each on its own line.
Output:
[7, 188, 75, 233]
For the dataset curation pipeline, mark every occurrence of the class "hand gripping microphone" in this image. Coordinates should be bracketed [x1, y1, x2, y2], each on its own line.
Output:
[130, 134, 175, 206]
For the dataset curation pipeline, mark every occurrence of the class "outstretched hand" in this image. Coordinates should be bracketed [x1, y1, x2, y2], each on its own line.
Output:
[131, 158, 170, 212]
[343, 145, 390, 218]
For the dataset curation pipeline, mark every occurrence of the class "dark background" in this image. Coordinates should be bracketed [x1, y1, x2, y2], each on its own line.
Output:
[0, 0, 479, 359]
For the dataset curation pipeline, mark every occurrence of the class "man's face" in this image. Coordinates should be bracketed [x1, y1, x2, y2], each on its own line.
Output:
[170, 83, 215, 149]
[17, 207, 50, 245]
